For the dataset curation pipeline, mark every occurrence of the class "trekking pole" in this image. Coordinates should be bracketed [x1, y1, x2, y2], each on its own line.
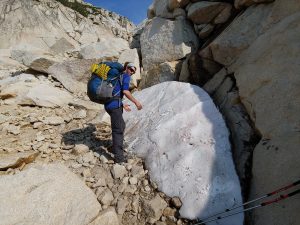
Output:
[194, 188, 300, 225]
[195, 179, 300, 223]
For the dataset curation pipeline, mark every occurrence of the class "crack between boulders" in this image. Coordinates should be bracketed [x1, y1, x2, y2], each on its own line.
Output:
[0, 152, 39, 171]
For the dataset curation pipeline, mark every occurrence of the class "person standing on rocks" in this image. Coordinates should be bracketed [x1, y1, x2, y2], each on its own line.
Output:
[105, 62, 142, 163]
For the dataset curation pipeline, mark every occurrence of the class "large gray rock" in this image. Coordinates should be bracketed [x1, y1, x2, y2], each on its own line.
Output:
[139, 61, 181, 88]
[187, 1, 232, 25]
[205, 73, 259, 190]
[140, 17, 199, 70]
[0, 152, 38, 170]
[79, 38, 129, 59]
[226, 1, 300, 224]
[0, 0, 121, 54]
[0, 74, 73, 107]
[10, 49, 59, 72]
[48, 59, 99, 93]
[0, 163, 101, 225]
[234, 0, 274, 9]
[203, 0, 300, 66]
[0, 55, 26, 80]
[153, 0, 174, 19]
[168, 0, 190, 11]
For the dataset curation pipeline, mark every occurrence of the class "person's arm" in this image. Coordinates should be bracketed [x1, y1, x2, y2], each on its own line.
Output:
[123, 90, 142, 110]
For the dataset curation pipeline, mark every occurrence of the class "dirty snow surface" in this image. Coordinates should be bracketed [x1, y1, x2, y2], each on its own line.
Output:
[124, 81, 243, 225]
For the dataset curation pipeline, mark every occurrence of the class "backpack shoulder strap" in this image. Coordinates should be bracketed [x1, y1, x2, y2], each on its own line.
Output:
[119, 73, 124, 87]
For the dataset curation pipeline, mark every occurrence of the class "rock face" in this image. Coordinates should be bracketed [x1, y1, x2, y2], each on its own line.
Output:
[0, 0, 131, 57]
[199, 0, 300, 224]
[47, 59, 99, 94]
[140, 17, 199, 70]
[0, 73, 74, 107]
[79, 38, 129, 59]
[230, 6, 300, 225]
[0, 163, 101, 225]
[187, 1, 232, 25]
[0, 152, 38, 170]
[124, 81, 243, 224]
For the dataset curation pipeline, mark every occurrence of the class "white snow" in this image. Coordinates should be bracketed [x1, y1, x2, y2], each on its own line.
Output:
[124, 81, 244, 225]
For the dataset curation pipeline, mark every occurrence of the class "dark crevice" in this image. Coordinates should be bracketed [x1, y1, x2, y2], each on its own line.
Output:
[200, 8, 245, 50]
[204, 71, 261, 202]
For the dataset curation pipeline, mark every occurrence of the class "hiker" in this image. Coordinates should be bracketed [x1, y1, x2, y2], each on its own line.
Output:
[104, 62, 142, 163]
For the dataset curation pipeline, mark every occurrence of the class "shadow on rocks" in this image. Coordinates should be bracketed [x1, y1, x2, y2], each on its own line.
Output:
[61, 123, 113, 160]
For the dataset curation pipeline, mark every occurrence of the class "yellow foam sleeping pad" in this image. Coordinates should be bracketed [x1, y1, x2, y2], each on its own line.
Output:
[91, 63, 111, 80]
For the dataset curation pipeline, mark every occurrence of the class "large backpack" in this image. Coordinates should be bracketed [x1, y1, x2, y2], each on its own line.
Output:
[87, 61, 124, 104]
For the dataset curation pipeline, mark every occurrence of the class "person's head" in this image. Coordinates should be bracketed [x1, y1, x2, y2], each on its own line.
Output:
[124, 62, 136, 76]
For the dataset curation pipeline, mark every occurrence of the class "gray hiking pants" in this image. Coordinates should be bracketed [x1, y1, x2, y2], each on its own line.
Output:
[106, 107, 125, 162]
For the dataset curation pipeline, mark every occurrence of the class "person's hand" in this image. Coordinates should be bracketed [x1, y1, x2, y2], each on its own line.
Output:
[123, 104, 131, 112]
[135, 101, 142, 110]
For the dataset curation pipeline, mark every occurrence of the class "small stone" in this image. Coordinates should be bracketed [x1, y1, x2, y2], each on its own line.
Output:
[36, 132, 45, 142]
[93, 152, 100, 158]
[117, 183, 126, 193]
[151, 180, 158, 189]
[142, 195, 168, 223]
[143, 179, 149, 186]
[63, 116, 72, 123]
[163, 207, 176, 217]
[95, 187, 106, 197]
[177, 219, 184, 225]
[99, 189, 114, 205]
[33, 122, 43, 129]
[131, 196, 140, 213]
[82, 168, 91, 178]
[92, 178, 107, 188]
[117, 198, 129, 215]
[73, 144, 89, 155]
[73, 110, 87, 119]
[131, 165, 145, 179]
[144, 186, 151, 192]
[128, 158, 135, 164]
[82, 152, 95, 164]
[62, 154, 70, 161]
[171, 197, 182, 209]
[111, 164, 127, 179]
[39, 143, 51, 154]
[129, 177, 138, 185]
[62, 145, 74, 150]
[71, 163, 82, 169]
[49, 143, 59, 149]
[124, 184, 137, 194]
[122, 177, 129, 184]
[126, 164, 132, 170]
[41, 116, 64, 125]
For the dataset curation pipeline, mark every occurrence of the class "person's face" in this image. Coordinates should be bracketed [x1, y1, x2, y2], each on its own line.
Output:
[127, 67, 136, 76]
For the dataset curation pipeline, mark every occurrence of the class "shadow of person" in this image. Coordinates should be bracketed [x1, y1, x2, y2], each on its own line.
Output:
[61, 123, 113, 160]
